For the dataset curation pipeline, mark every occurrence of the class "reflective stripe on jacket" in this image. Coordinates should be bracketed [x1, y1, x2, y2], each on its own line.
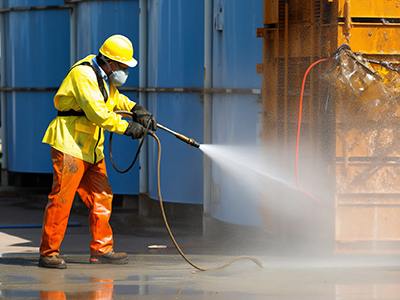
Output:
[42, 55, 135, 163]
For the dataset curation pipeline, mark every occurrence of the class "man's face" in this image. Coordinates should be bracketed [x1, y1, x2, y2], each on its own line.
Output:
[109, 61, 128, 72]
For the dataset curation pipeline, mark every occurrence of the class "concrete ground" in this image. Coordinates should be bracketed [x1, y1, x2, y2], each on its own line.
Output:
[0, 190, 400, 299]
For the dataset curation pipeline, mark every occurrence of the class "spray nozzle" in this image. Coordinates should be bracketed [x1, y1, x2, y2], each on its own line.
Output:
[175, 133, 201, 148]
[157, 124, 200, 148]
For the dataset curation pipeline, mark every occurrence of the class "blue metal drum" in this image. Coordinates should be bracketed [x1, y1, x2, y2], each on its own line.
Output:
[4, 0, 140, 195]
[7, 0, 63, 6]
[4, 0, 70, 173]
[148, 93, 204, 204]
[147, 0, 204, 204]
[75, 0, 140, 194]
[210, 0, 264, 226]
[75, 0, 140, 88]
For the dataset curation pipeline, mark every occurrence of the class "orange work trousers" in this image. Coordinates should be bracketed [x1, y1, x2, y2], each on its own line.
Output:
[40, 147, 114, 256]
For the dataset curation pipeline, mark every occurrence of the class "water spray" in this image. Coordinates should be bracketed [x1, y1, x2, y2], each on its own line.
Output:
[110, 111, 262, 271]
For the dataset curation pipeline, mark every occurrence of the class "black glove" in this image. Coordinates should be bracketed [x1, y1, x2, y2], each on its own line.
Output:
[124, 121, 145, 140]
[131, 104, 157, 131]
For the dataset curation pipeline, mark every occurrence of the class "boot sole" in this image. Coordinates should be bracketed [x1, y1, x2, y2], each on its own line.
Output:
[90, 257, 128, 265]
[38, 260, 67, 269]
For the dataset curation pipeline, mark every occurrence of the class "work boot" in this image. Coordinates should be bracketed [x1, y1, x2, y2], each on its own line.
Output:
[90, 251, 128, 264]
[38, 255, 67, 269]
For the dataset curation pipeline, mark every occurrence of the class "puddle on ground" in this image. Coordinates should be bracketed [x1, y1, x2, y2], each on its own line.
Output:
[0, 287, 266, 299]
[1, 254, 400, 299]
[1, 272, 400, 299]
[3, 285, 400, 299]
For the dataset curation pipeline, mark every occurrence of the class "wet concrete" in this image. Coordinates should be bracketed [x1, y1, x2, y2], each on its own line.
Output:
[1, 193, 400, 299]
[1, 253, 400, 299]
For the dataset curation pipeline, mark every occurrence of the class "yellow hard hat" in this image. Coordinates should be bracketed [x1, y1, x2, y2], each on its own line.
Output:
[99, 34, 137, 68]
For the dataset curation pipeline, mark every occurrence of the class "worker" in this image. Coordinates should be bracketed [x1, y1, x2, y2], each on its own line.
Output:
[39, 34, 156, 269]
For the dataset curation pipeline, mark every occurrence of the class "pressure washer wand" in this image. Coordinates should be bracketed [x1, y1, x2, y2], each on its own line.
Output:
[156, 124, 200, 148]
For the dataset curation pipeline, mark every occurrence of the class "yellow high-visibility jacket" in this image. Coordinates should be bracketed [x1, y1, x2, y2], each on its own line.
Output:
[42, 55, 135, 164]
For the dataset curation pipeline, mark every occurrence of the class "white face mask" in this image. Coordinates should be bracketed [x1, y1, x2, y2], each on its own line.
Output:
[109, 67, 129, 86]
[100, 56, 129, 86]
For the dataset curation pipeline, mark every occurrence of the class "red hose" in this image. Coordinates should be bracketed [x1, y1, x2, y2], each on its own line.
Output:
[295, 58, 329, 202]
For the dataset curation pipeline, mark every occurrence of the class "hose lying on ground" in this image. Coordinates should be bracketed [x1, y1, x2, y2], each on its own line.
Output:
[110, 111, 263, 271]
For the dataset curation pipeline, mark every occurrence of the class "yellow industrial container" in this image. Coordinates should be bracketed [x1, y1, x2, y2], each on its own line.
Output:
[259, 0, 400, 253]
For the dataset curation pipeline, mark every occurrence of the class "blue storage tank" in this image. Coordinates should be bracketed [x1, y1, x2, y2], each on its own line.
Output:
[4, 0, 70, 173]
[147, 0, 204, 204]
[3, 0, 262, 215]
[210, 0, 263, 226]
[3, 0, 141, 194]
[74, 0, 140, 194]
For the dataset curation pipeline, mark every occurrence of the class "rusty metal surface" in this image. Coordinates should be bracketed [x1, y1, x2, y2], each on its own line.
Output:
[332, 50, 400, 252]
[264, 0, 279, 25]
[258, 0, 335, 245]
[260, 0, 400, 253]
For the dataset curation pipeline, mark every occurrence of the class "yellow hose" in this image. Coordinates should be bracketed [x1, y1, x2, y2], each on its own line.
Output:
[152, 134, 263, 271]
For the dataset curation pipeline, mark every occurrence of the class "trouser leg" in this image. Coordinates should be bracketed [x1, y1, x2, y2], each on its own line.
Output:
[77, 158, 114, 256]
[40, 148, 85, 256]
